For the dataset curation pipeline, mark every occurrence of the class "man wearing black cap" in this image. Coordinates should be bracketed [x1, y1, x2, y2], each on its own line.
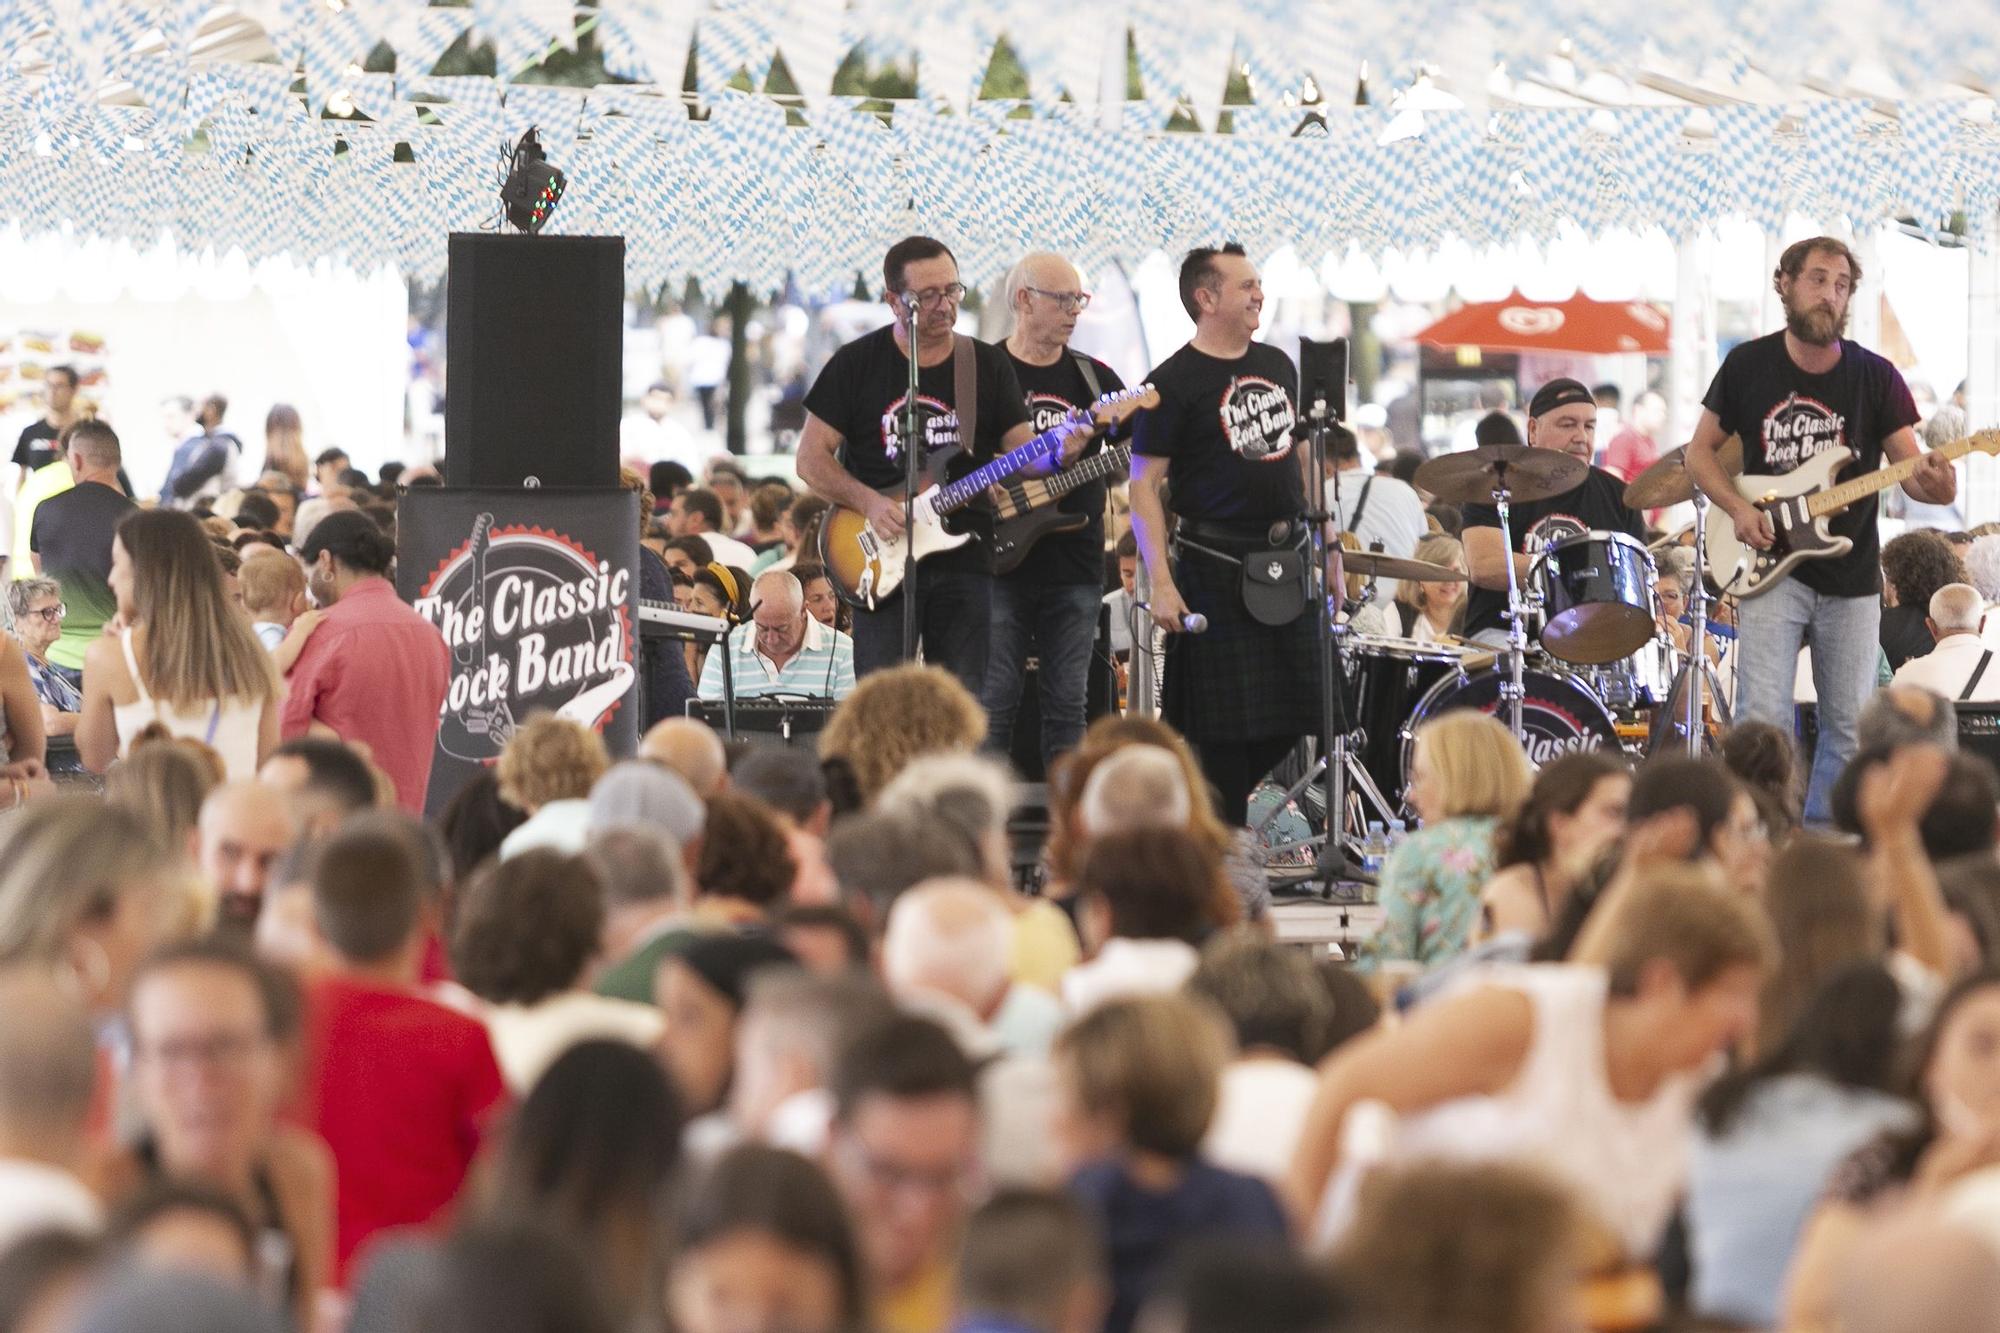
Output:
[1460, 378, 1644, 647]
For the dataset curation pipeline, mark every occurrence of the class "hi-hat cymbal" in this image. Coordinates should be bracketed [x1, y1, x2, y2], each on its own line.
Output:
[1414, 444, 1589, 506]
[1339, 550, 1468, 583]
[1622, 435, 1745, 510]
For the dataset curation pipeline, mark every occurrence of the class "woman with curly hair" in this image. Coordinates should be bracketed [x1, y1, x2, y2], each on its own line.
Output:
[817, 664, 985, 803]
[494, 713, 609, 859]
[1879, 528, 1969, 671]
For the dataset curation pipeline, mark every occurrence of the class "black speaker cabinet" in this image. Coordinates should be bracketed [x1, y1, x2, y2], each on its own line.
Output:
[444, 233, 624, 488]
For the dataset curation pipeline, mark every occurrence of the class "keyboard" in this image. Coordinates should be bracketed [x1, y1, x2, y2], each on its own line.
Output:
[638, 600, 730, 640]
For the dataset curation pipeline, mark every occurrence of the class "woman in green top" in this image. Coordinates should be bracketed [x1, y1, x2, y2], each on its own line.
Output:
[1364, 710, 1531, 970]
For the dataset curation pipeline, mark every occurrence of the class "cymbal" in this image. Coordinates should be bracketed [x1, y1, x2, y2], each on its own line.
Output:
[1340, 549, 1468, 583]
[1414, 444, 1589, 506]
[1622, 435, 1745, 509]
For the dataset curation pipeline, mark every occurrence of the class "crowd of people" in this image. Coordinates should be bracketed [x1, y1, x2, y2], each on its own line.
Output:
[10, 229, 2000, 1333]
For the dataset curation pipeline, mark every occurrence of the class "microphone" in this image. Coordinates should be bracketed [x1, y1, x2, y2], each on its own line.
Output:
[1136, 601, 1208, 634]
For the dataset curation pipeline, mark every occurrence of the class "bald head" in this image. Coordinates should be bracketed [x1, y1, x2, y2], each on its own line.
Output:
[752, 570, 803, 613]
[0, 965, 97, 1157]
[640, 718, 728, 798]
[1079, 744, 1192, 835]
[1931, 582, 1985, 637]
[198, 782, 297, 924]
[1837, 1209, 2000, 1333]
[881, 876, 1015, 1017]
[1005, 252, 1087, 346]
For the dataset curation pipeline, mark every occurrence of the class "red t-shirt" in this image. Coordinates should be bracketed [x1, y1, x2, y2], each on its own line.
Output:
[292, 974, 505, 1285]
[280, 577, 449, 814]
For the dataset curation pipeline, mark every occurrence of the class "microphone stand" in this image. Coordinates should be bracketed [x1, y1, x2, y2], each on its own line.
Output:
[900, 303, 923, 663]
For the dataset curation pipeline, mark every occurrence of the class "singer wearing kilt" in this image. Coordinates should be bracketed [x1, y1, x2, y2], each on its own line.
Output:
[1129, 245, 1321, 824]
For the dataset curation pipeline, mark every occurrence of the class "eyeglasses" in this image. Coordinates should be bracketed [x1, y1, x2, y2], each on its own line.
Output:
[25, 604, 64, 623]
[901, 283, 966, 309]
[753, 617, 801, 637]
[836, 1137, 970, 1200]
[1024, 286, 1093, 313]
[135, 1031, 266, 1069]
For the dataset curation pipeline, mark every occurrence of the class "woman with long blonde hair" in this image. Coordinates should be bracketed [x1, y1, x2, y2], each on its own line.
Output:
[77, 509, 280, 780]
[260, 404, 310, 492]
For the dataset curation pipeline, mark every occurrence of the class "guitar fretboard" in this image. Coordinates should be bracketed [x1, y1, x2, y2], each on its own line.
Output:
[931, 425, 1064, 515]
[1046, 442, 1133, 498]
[1804, 429, 2000, 518]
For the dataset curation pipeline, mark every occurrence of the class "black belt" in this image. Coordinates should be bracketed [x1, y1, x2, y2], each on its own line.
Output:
[1175, 516, 1305, 548]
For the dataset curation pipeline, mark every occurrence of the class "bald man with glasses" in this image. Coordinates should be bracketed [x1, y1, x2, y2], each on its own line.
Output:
[697, 570, 856, 701]
[983, 251, 1128, 770]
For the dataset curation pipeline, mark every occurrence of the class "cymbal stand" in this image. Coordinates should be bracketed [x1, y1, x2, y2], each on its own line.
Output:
[1493, 466, 1527, 740]
[1658, 489, 1728, 754]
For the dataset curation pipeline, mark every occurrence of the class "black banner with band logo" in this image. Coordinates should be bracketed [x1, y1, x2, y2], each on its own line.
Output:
[397, 486, 641, 818]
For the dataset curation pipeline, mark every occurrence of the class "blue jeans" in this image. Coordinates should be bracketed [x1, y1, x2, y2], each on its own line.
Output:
[850, 565, 993, 699]
[981, 580, 1103, 770]
[1735, 580, 1880, 824]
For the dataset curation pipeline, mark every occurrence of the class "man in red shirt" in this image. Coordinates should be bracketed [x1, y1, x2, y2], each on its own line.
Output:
[291, 818, 505, 1284]
[1601, 389, 1668, 484]
[284, 512, 449, 812]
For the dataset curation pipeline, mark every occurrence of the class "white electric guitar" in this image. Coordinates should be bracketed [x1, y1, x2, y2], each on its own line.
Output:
[1706, 429, 2000, 598]
[819, 385, 1158, 609]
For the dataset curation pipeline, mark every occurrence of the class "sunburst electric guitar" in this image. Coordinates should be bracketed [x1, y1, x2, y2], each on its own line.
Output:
[821, 385, 1158, 608]
[1706, 429, 2000, 599]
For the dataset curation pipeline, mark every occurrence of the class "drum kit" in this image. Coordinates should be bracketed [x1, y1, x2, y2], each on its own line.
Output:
[1314, 439, 1736, 835]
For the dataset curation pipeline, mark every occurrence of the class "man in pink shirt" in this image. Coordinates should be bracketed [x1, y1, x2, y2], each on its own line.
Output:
[284, 511, 448, 812]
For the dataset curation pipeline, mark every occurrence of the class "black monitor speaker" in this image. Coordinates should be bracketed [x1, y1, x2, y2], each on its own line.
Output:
[444, 232, 624, 488]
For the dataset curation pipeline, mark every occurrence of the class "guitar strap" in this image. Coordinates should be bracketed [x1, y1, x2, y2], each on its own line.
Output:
[1349, 475, 1376, 532]
[952, 334, 978, 453]
[1963, 649, 1994, 702]
[1071, 351, 1103, 401]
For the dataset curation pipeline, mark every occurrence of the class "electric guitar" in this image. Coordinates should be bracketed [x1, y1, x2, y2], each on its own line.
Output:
[990, 442, 1133, 575]
[820, 385, 1158, 609]
[1706, 429, 2000, 598]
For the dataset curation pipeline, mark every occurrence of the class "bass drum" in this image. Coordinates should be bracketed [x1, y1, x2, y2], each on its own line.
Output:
[1400, 666, 1623, 780]
[1341, 635, 1471, 806]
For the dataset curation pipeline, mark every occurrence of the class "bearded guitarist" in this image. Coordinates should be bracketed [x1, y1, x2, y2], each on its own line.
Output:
[1684, 235, 1953, 822]
[982, 251, 1129, 769]
[797, 236, 1061, 693]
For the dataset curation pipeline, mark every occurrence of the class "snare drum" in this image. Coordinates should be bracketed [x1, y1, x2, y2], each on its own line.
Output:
[1401, 664, 1622, 779]
[1538, 531, 1657, 665]
[1341, 635, 1470, 807]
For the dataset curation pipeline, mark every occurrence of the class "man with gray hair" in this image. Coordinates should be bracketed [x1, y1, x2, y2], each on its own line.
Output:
[1858, 683, 1958, 752]
[984, 251, 1129, 771]
[1893, 583, 2000, 702]
[696, 567, 856, 701]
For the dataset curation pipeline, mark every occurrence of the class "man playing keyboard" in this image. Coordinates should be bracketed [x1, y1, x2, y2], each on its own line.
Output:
[697, 569, 857, 702]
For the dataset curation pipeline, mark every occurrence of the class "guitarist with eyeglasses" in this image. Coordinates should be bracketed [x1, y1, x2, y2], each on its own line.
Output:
[795, 236, 1052, 695]
[981, 252, 1129, 770]
[1684, 235, 1952, 823]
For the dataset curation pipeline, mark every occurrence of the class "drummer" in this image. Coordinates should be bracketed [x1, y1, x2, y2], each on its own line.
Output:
[1461, 378, 1647, 649]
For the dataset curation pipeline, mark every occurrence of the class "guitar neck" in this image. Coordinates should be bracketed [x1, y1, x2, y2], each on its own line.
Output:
[1046, 443, 1132, 498]
[1804, 430, 2000, 518]
[929, 422, 1067, 515]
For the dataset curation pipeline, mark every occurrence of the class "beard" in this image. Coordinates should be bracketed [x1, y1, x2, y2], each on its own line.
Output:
[1782, 290, 1848, 346]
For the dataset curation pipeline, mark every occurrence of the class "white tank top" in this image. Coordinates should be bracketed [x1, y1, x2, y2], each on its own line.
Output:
[113, 628, 263, 781]
[1316, 964, 1701, 1258]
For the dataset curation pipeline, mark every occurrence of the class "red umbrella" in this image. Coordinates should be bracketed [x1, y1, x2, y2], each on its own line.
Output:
[1415, 292, 1671, 355]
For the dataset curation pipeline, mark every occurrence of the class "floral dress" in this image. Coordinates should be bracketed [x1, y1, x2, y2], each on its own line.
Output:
[1359, 815, 1502, 970]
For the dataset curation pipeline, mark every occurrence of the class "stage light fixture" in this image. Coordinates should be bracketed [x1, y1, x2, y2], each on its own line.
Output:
[499, 127, 566, 233]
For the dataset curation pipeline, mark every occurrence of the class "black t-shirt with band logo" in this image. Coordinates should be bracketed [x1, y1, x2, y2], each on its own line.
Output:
[803, 324, 1031, 575]
[1005, 350, 1126, 587]
[1461, 466, 1643, 640]
[1701, 331, 1921, 598]
[1132, 342, 1303, 522]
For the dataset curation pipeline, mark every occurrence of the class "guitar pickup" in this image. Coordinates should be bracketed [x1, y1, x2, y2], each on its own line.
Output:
[858, 530, 880, 559]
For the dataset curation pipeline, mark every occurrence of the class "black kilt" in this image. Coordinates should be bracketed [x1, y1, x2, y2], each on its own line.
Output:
[1162, 527, 1322, 743]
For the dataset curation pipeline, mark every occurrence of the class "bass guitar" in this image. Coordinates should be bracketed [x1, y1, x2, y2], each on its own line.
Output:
[1706, 429, 2000, 599]
[821, 385, 1157, 609]
[990, 442, 1133, 575]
